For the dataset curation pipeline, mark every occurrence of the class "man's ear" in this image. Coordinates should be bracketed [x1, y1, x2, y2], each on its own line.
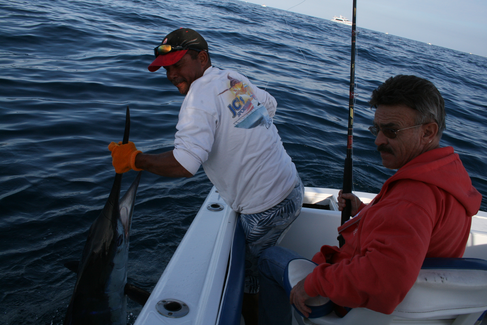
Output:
[422, 122, 439, 143]
[198, 51, 209, 67]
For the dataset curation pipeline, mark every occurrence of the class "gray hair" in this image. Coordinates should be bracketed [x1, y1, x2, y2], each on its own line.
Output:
[369, 75, 446, 137]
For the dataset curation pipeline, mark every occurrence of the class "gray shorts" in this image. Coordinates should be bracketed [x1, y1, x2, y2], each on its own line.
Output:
[239, 176, 304, 294]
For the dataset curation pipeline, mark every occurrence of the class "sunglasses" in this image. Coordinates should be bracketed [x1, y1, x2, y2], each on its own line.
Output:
[153, 44, 203, 58]
[368, 124, 423, 139]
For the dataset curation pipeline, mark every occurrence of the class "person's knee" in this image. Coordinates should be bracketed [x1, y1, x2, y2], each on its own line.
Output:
[259, 246, 283, 267]
[259, 246, 300, 279]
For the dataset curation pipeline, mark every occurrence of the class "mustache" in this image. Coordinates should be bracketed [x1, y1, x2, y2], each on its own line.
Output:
[171, 78, 185, 86]
[377, 145, 394, 154]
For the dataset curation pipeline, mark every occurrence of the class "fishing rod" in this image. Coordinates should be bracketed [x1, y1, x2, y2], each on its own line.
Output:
[340, 0, 357, 229]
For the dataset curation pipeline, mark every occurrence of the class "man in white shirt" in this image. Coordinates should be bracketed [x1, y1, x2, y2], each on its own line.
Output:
[108, 28, 303, 323]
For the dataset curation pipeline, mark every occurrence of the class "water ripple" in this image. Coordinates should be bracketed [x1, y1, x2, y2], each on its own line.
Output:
[1, 0, 486, 323]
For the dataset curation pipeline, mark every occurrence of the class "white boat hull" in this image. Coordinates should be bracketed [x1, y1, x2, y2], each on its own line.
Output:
[331, 15, 352, 26]
[134, 187, 239, 325]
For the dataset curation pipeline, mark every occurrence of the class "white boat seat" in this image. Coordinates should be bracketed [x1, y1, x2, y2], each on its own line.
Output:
[284, 258, 334, 318]
[287, 257, 487, 325]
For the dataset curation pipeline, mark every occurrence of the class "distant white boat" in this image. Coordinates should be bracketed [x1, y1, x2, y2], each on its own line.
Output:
[332, 15, 352, 26]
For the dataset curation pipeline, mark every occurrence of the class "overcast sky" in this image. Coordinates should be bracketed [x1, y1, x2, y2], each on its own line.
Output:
[242, 0, 487, 58]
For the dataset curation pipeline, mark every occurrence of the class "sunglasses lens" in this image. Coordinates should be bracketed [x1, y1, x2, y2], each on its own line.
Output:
[160, 45, 172, 53]
[383, 129, 396, 139]
[155, 45, 173, 57]
[369, 126, 378, 136]
[368, 126, 396, 139]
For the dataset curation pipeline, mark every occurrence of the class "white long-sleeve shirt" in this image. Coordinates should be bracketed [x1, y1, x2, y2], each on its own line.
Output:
[173, 66, 297, 214]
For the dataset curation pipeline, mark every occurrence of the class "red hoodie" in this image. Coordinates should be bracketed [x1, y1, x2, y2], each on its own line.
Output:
[304, 147, 482, 314]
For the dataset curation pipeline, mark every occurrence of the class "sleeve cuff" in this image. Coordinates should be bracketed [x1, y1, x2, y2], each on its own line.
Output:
[304, 272, 319, 297]
[173, 148, 201, 175]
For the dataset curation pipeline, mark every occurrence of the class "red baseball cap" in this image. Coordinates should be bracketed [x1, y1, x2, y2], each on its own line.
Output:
[149, 28, 208, 72]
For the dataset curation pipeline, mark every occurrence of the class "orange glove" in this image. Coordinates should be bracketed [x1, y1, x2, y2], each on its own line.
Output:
[108, 141, 143, 173]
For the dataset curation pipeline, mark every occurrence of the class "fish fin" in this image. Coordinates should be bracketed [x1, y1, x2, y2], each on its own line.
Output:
[64, 261, 80, 273]
[124, 283, 151, 306]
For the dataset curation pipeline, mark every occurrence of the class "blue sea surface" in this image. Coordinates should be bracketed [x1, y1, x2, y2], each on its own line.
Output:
[1, 0, 486, 323]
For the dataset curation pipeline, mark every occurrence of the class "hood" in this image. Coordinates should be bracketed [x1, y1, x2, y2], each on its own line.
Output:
[387, 146, 482, 217]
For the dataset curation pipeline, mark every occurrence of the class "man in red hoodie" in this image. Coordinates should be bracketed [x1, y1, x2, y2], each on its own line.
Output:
[258, 75, 482, 324]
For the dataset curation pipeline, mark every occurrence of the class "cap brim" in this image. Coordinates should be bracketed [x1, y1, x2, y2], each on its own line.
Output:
[148, 50, 188, 72]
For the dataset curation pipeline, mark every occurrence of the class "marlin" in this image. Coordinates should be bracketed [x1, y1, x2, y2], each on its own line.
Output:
[64, 107, 147, 324]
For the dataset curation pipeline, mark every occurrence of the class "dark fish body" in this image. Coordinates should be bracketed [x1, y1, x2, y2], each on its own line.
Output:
[64, 107, 142, 324]
[64, 172, 141, 325]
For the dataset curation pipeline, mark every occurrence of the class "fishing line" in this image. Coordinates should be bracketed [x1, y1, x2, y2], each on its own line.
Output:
[286, 0, 307, 11]
[280, 0, 311, 79]
[256, 1, 311, 90]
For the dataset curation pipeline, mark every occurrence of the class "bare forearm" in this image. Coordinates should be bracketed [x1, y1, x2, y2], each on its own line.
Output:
[135, 150, 193, 178]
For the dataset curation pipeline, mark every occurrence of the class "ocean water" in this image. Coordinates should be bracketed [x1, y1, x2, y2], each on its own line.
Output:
[1, 0, 486, 323]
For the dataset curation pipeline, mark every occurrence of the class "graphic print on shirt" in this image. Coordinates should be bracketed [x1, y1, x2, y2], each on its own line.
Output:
[219, 75, 272, 129]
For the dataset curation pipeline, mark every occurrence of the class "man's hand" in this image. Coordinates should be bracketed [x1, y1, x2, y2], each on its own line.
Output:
[338, 190, 363, 216]
[289, 278, 312, 318]
[108, 141, 142, 173]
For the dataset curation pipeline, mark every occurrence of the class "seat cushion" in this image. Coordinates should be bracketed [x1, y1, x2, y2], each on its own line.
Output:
[393, 258, 487, 319]
[284, 258, 333, 318]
